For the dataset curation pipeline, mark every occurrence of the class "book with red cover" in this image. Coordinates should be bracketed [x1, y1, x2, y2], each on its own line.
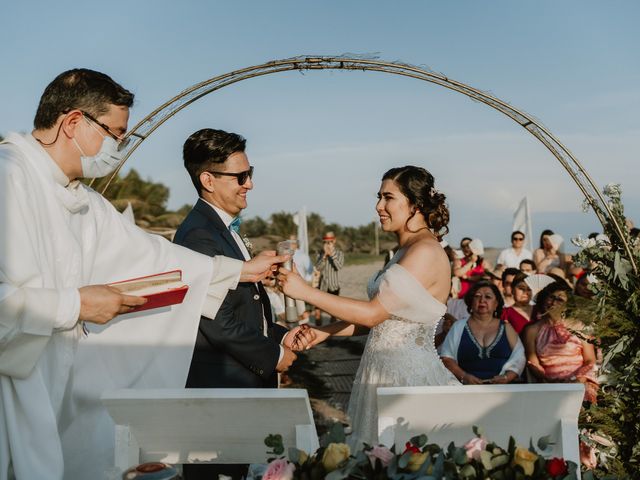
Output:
[109, 270, 189, 313]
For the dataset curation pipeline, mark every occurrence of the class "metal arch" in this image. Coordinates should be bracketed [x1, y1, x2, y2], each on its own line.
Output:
[101, 55, 636, 272]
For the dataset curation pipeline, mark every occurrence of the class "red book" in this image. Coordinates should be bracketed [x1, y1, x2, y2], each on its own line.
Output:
[109, 270, 189, 313]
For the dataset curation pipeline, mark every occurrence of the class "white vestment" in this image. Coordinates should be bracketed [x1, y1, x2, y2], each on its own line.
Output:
[0, 133, 242, 480]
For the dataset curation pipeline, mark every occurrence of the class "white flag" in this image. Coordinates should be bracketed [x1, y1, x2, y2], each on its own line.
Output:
[122, 202, 135, 224]
[292, 206, 309, 256]
[512, 197, 533, 252]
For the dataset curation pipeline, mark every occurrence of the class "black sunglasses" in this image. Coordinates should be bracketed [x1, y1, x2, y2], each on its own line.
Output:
[208, 166, 254, 185]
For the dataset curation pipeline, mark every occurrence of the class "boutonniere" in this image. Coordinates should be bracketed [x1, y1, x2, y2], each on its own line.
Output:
[242, 235, 254, 256]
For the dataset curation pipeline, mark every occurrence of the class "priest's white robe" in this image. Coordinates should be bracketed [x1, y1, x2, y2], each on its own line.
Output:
[0, 133, 243, 480]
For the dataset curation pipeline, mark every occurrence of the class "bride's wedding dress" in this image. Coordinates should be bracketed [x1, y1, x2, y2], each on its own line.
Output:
[347, 255, 460, 448]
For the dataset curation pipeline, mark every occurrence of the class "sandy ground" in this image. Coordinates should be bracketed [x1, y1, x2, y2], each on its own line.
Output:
[337, 259, 385, 300]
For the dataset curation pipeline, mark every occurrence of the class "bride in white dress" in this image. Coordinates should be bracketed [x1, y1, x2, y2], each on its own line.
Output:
[278, 165, 460, 448]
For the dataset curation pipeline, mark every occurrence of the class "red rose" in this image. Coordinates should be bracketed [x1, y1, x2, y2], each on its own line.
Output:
[403, 442, 421, 454]
[546, 457, 568, 476]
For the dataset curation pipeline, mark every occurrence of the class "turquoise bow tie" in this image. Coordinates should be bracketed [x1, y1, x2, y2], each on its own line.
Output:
[229, 216, 242, 234]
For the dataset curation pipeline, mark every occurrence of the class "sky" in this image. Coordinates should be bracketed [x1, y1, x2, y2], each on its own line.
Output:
[1, 1, 639, 251]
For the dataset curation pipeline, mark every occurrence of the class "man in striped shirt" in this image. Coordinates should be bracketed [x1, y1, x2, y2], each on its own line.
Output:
[313, 231, 344, 324]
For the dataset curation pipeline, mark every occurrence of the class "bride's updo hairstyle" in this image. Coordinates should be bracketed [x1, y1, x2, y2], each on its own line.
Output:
[382, 165, 450, 239]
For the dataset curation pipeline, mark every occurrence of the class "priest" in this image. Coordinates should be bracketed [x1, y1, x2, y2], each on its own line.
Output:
[0, 69, 288, 480]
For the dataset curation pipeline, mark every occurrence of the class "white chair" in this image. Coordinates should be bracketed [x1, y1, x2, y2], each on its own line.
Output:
[102, 388, 319, 471]
[377, 384, 584, 466]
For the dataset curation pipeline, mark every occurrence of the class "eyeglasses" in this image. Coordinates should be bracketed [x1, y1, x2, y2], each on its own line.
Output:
[548, 294, 567, 304]
[207, 166, 254, 185]
[81, 111, 131, 151]
[512, 237, 525, 241]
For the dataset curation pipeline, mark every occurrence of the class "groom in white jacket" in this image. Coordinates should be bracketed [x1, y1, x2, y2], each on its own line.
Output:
[0, 69, 285, 480]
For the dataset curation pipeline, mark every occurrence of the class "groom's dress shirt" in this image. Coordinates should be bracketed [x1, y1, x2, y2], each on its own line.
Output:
[205, 200, 284, 361]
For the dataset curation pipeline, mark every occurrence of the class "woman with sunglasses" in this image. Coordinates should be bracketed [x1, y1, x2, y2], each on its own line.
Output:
[522, 281, 598, 402]
[277, 165, 459, 449]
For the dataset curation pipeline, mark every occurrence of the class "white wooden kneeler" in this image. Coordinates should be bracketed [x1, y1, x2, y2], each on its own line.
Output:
[377, 384, 584, 466]
[102, 388, 319, 471]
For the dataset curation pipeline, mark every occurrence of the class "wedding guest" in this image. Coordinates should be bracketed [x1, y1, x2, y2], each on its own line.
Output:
[496, 231, 533, 269]
[290, 235, 312, 320]
[453, 238, 491, 299]
[574, 272, 595, 299]
[533, 229, 554, 264]
[522, 281, 598, 403]
[534, 231, 566, 274]
[485, 265, 505, 293]
[440, 282, 525, 384]
[519, 259, 536, 275]
[500, 273, 533, 334]
[313, 231, 344, 324]
[630, 227, 640, 251]
[501, 267, 521, 306]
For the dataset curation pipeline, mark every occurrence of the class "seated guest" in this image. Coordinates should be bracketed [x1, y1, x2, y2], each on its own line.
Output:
[532, 229, 554, 267]
[574, 272, 595, 299]
[441, 282, 525, 384]
[519, 258, 536, 275]
[496, 230, 533, 269]
[533, 231, 566, 274]
[522, 281, 598, 403]
[500, 273, 533, 334]
[453, 238, 492, 299]
[501, 267, 520, 307]
[435, 313, 456, 351]
[485, 265, 505, 294]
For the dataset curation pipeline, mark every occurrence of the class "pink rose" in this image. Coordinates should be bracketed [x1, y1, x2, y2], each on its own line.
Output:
[263, 458, 296, 480]
[463, 437, 488, 461]
[366, 445, 394, 467]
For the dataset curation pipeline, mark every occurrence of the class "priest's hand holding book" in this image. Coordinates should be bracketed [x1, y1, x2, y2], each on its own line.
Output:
[78, 285, 148, 324]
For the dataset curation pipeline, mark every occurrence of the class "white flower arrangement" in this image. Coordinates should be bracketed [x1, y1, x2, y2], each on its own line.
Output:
[242, 235, 254, 255]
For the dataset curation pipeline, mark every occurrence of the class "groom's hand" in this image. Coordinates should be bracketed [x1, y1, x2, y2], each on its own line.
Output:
[284, 325, 316, 351]
[276, 347, 297, 372]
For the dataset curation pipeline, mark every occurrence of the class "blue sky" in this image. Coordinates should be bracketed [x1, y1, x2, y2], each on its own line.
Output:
[1, 1, 638, 251]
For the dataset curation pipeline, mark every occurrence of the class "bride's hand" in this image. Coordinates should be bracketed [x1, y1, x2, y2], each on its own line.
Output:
[277, 266, 309, 300]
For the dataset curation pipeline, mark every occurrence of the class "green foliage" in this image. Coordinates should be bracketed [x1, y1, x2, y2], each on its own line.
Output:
[571, 184, 640, 477]
[88, 169, 180, 228]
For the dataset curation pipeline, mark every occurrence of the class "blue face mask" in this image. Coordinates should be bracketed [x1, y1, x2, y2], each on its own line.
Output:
[73, 135, 123, 178]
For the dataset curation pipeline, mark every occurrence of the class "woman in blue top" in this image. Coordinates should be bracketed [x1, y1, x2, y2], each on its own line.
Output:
[441, 281, 525, 384]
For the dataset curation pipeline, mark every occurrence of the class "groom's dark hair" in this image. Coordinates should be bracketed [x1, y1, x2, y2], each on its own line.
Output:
[183, 128, 246, 195]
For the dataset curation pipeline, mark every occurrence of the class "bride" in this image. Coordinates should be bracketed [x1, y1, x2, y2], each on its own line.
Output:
[278, 165, 460, 448]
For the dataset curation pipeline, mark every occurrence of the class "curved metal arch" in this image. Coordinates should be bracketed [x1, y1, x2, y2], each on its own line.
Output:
[103, 55, 636, 272]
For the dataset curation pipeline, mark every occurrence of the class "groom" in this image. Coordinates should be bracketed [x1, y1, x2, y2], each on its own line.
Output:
[174, 128, 312, 479]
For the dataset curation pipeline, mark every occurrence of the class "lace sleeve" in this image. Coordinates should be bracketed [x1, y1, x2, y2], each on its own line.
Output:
[376, 264, 447, 323]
